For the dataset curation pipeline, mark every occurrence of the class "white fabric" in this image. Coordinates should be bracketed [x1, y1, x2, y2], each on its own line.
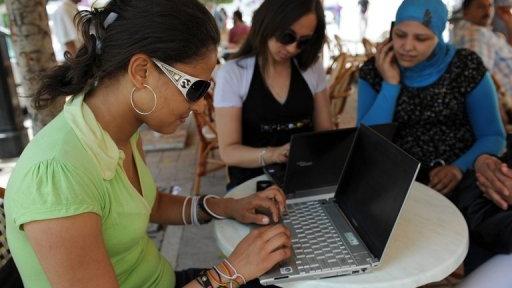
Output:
[213, 56, 327, 108]
[458, 254, 512, 288]
[51, 0, 81, 47]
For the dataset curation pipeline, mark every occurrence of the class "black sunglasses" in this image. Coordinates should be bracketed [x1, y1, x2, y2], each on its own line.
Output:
[276, 29, 313, 50]
[152, 58, 212, 103]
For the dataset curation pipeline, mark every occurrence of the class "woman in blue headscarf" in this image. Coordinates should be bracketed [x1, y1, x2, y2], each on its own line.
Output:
[357, 0, 506, 195]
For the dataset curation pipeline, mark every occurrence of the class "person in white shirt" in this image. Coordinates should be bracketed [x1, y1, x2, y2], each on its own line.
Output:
[51, 0, 82, 57]
[492, 0, 512, 44]
[214, 0, 333, 190]
[451, 0, 512, 105]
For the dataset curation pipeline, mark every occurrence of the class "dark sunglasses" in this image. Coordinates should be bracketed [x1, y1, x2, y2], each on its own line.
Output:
[276, 29, 313, 50]
[152, 58, 212, 103]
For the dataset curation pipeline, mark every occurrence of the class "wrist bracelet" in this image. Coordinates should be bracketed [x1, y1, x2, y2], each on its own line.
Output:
[197, 195, 213, 224]
[182, 196, 190, 225]
[213, 259, 247, 287]
[195, 269, 214, 288]
[200, 195, 227, 220]
[258, 148, 268, 167]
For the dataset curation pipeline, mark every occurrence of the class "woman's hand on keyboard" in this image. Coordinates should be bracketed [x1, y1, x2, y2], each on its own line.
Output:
[230, 185, 286, 225]
[228, 224, 292, 281]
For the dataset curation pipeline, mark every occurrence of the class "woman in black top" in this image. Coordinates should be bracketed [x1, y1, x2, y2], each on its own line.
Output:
[214, 0, 333, 190]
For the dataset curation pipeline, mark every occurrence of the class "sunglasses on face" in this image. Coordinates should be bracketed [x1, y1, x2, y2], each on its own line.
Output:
[276, 29, 313, 50]
[152, 58, 212, 103]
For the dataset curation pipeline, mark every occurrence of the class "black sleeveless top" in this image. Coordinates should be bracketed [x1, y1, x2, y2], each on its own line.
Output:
[227, 60, 314, 190]
[359, 49, 487, 183]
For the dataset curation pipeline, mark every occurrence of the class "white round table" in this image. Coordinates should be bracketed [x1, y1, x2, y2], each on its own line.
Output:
[214, 175, 469, 288]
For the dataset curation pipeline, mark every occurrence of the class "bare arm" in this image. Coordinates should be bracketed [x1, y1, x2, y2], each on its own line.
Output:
[216, 107, 289, 168]
[133, 137, 238, 224]
[313, 89, 334, 131]
[24, 213, 119, 288]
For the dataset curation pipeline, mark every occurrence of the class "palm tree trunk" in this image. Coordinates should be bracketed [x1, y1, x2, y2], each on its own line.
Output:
[5, 0, 63, 134]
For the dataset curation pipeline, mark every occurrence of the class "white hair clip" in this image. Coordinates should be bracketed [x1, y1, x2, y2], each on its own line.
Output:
[95, 12, 118, 54]
[103, 12, 118, 29]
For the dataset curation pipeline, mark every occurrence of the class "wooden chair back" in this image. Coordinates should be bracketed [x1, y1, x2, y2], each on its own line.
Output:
[328, 53, 363, 128]
[362, 37, 377, 58]
[192, 92, 225, 195]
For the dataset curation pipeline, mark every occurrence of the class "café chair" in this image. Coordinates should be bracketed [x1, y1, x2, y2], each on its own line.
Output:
[0, 187, 24, 287]
[362, 37, 377, 58]
[328, 52, 361, 128]
[192, 92, 225, 195]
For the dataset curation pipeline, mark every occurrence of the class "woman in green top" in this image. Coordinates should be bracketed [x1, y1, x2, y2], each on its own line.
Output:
[4, 0, 291, 287]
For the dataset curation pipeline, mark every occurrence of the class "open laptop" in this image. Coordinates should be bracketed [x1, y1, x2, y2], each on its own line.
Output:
[259, 125, 420, 285]
[263, 124, 396, 199]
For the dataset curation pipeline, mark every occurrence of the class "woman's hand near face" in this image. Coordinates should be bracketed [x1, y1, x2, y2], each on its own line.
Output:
[375, 39, 400, 84]
[429, 165, 463, 195]
[229, 185, 286, 225]
[227, 224, 292, 282]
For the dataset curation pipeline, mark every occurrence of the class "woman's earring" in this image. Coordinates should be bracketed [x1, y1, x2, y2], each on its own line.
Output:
[130, 84, 157, 115]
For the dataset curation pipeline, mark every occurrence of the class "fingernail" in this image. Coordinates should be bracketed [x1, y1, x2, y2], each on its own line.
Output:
[262, 217, 269, 224]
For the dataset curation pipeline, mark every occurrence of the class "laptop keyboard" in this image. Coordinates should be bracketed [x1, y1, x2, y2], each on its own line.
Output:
[283, 201, 357, 274]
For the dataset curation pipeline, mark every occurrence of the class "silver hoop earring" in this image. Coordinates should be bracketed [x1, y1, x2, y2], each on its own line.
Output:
[130, 84, 157, 115]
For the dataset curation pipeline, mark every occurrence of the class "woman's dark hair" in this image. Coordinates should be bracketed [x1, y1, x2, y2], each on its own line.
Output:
[462, 0, 476, 10]
[232, 0, 325, 72]
[233, 10, 243, 23]
[35, 0, 220, 110]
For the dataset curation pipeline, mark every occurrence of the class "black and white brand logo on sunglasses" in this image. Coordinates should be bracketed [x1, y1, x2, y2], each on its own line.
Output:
[181, 79, 192, 89]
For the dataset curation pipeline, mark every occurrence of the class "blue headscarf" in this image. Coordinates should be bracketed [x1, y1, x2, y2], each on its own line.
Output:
[395, 0, 456, 87]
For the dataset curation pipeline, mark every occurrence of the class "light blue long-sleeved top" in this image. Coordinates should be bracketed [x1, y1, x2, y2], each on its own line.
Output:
[357, 72, 506, 171]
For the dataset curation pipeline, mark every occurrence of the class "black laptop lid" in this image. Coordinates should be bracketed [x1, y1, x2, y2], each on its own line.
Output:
[284, 124, 397, 195]
[334, 125, 419, 260]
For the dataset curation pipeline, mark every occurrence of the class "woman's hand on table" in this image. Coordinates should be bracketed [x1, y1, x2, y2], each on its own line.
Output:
[265, 144, 290, 164]
[475, 154, 512, 210]
[227, 224, 292, 282]
[429, 165, 462, 195]
[229, 185, 286, 225]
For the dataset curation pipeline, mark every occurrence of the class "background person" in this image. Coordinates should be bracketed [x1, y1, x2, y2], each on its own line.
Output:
[452, 0, 512, 110]
[214, 0, 333, 190]
[50, 0, 82, 57]
[228, 10, 251, 48]
[450, 152, 512, 286]
[357, 0, 506, 194]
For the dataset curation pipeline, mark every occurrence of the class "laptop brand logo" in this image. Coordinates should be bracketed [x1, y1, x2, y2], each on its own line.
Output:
[280, 266, 293, 274]
[296, 161, 313, 167]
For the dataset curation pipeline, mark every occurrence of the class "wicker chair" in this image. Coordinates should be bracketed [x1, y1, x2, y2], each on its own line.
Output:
[328, 53, 363, 128]
[192, 92, 225, 195]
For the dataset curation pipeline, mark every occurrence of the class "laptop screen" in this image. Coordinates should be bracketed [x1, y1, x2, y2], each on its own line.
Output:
[334, 125, 419, 260]
[284, 124, 397, 195]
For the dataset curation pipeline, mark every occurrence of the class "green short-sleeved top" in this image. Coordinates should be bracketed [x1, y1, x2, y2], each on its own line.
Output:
[4, 93, 174, 288]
